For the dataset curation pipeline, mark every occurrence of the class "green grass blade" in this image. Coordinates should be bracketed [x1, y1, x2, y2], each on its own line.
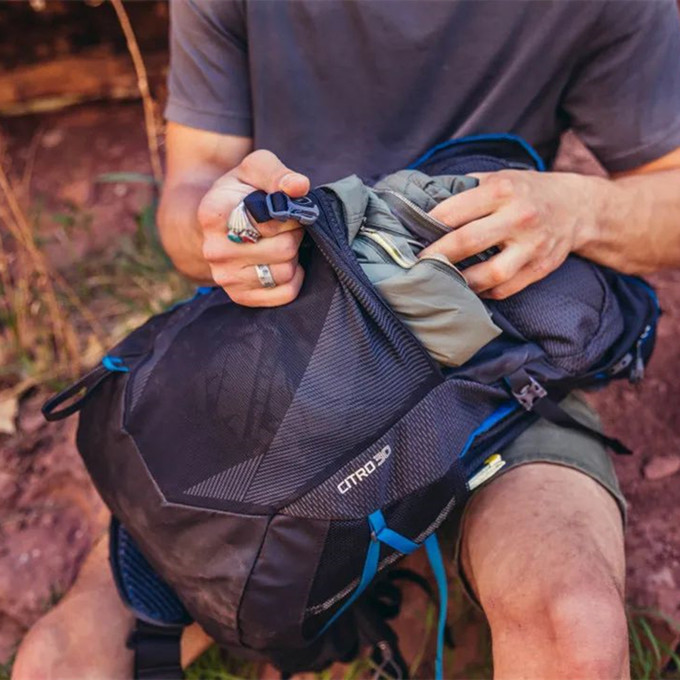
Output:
[638, 615, 662, 665]
[96, 172, 159, 185]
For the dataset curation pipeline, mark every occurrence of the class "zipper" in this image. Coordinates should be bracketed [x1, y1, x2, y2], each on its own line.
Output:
[359, 226, 467, 284]
[362, 218, 426, 251]
[375, 188, 449, 243]
[376, 188, 500, 266]
[359, 227, 418, 268]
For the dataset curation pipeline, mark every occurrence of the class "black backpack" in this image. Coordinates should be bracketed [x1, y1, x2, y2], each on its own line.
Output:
[44, 136, 659, 679]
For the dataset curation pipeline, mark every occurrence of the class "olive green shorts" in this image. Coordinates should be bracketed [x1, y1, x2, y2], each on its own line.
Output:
[442, 392, 627, 607]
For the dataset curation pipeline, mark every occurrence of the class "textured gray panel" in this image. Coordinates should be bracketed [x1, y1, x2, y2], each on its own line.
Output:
[184, 455, 263, 501]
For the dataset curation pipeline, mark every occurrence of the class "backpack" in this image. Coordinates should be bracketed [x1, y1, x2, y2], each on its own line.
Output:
[43, 135, 659, 680]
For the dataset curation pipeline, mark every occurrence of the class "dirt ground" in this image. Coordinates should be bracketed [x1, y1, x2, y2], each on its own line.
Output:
[1, 103, 679, 672]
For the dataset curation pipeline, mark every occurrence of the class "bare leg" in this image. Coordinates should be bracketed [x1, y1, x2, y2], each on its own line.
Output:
[12, 534, 213, 679]
[461, 462, 629, 680]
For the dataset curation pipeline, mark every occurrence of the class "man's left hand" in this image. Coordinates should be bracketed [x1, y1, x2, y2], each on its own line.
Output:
[420, 170, 593, 299]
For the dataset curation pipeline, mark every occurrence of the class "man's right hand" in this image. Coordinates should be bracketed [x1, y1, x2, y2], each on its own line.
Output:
[197, 150, 310, 307]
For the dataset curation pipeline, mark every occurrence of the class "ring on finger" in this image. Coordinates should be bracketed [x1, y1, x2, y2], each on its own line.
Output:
[254, 264, 277, 288]
[227, 201, 261, 244]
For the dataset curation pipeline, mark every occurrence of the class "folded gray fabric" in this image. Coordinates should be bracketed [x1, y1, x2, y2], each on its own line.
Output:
[323, 171, 501, 367]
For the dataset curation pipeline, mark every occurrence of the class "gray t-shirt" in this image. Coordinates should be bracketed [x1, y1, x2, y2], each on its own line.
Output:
[166, 0, 680, 184]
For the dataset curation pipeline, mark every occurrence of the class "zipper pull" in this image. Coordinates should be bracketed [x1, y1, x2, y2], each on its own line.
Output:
[265, 192, 320, 226]
[630, 341, 645, 384]
[630, 324, 651, 384]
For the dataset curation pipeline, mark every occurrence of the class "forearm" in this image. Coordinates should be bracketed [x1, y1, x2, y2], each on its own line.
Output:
[157, 180, 215, 282]
[575, 168, 680, 275]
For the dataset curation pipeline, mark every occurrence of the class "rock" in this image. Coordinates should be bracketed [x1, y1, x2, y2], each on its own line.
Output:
[647, 566, 677, 590]
[643, 455, 680, 481]
[58, 179, 91, 207]
[0, 471, 17, 504]
[41, 128, 64, 149]
[0, 392, 19, 435]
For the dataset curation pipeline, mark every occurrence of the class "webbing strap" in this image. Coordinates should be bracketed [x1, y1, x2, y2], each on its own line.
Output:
[424, 534, 448, 680]
[317, 510, 448, 679]
[368, 510, 420, 554]
[127, 620, 183, 680]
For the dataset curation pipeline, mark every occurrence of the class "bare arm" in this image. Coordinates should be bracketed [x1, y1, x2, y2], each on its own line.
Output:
[157, 122, 253, 281]
[421, 147, 680, 298]
[577, 149, 680, 275]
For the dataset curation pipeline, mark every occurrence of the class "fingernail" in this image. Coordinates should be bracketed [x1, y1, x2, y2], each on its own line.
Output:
[280, 172, 304, 191]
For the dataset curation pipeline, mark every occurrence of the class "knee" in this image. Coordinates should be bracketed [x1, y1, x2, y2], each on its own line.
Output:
[548, 583, 628, 675]
[485, 576, 628, 677]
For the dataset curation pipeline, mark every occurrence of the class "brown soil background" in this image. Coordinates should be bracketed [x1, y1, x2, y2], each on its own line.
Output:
[1, 103, 679, 673]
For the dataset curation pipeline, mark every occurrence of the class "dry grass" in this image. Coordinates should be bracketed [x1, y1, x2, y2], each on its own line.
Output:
[109, 0, 163, 185]
[0, 139, 85, 384]
[0, 0, 168, 394]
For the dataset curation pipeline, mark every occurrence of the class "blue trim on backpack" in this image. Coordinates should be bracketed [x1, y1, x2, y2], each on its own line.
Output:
[627, 276, 661, 317]
[424, 533, 448, 680]
[459, 401, 519, 459]
[102, 355, 129, 373]
[196, 286, 215, 296]
[408, 133, 546, 172]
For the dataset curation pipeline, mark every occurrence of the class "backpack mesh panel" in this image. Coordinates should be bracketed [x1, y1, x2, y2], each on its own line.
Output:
[492, 258, 624, 374]
[306, 519, 371, 617]
[303, 463, 466, 637]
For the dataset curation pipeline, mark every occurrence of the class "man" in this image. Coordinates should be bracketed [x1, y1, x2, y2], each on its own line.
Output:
[13, 1, 680, 678]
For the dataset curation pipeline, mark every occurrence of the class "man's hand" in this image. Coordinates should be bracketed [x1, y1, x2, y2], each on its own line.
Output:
[420, 170, 594, 299]
[197, 150, 310, 307]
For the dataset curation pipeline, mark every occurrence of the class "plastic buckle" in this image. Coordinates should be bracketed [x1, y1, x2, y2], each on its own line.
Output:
[266, 194, 320, 226]
[512, 377, 547, 411]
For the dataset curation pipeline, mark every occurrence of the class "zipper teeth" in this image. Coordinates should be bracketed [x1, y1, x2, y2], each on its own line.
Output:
[376, 188, 449, 234]
[360, 228, 467, 284]
[359, 228, 417, 268]
[355, 234, 395, 266]
[364, 221, 425, 250]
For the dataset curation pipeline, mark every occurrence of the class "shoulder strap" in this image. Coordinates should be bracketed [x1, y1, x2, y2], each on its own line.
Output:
[127, 619, 184, 680]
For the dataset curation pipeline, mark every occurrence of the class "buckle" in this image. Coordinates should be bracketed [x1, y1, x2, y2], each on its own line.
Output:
[512, 376, 547, 411]
[266, 193, 320, 226]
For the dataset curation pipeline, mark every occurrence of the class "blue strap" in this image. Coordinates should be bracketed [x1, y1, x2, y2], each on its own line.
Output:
[102, 355, 129, 373]
[316, 530, 381, 637]
[368, 510, 420, 554]
[424, 533, 448, 680]
[317, 510, 449, 680]
[317, 511, 420, 638]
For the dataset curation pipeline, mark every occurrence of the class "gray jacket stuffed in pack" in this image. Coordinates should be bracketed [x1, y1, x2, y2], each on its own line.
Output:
[323, 170, 501, 367]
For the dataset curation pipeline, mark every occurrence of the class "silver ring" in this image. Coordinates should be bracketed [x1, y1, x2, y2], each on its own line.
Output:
[227, 201, 261, 244]
[255, 264, 277, 288]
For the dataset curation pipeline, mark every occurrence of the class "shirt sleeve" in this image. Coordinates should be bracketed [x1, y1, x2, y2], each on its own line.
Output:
[164, 0, 252, 137]
[561, 0, 680, 173]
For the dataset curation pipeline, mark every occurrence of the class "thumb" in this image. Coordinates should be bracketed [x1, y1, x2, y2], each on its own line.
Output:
[236, 149, 310, 198]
